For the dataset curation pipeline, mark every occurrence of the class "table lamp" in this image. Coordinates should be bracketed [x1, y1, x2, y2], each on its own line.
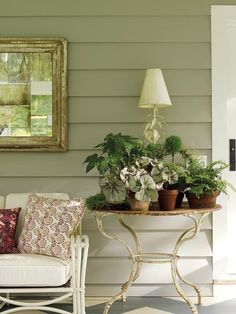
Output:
[138, 68, 172, 143]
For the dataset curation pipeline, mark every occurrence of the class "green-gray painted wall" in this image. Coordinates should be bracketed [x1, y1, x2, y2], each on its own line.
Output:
[0, 0, 233, 296]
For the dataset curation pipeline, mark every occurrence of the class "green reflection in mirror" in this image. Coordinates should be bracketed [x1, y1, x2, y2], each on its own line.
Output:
[0, 52, 52, 137]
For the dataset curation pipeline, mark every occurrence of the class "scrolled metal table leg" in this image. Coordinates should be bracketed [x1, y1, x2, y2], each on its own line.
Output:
[176, 265, 201, 305]
[118, 216, 143, 301]
[171, 213, 210, 314]
[95, 213, 140, 314]
[171, 256, 198, 314]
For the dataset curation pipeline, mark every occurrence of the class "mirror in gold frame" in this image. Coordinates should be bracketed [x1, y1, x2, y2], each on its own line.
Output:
[0, 38, 67, 151]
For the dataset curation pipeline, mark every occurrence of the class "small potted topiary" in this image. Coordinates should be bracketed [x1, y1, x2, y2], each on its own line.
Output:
[165, 135, 183, 163]
[164, 135, 185, 207]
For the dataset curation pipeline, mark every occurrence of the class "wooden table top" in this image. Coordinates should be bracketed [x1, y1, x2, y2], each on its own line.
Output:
[93, 203, 222, 216]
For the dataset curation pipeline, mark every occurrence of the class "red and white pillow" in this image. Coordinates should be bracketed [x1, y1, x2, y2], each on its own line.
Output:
[18, 194, 85, 260]
[0, 208, 21, 254]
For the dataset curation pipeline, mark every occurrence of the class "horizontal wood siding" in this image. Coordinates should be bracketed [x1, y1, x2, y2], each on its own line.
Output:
[83, 212, 212, 231]
[86, 258, 212, 284]
[0, 0, 235, 16]
[68, 123, 211, 150]
[68, 70, 211, 96]
[1, 0, 232, 297]
[0, 149, 212, 176]
[87, 230, 213, 257]
[68, 96, 212, 123]
[68, 43, 211, 70]
[0, 17, 210, 42]
[0, 177, 100, 198]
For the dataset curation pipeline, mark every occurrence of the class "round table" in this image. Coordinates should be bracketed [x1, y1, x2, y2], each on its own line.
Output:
[92, 205, 221, 314]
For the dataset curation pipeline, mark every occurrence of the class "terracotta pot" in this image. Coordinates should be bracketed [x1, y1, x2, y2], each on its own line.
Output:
[128, 193, 150, 211]
[175, 191, 184, 208]
[186, 191, 219, 209]
[158, 189, 178, 211]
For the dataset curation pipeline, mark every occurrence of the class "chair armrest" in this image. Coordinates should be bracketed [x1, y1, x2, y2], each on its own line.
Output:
[70, 234, 89, 293]
[71, 234, 89, 258]
[76, 234, 89, 250]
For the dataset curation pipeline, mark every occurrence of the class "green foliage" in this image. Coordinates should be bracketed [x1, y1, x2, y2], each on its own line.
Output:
[180, 149, 196, 163]
[84, 133, 137, 174]
[145, 142, 167, 159]
[85, 193, 130, 210]
[95, 133, 138, 155]
[84, 133, 172, 176]
[165, 135, 183, 162]
[31, 116, 49, 136]
[85, 193, 109, 210]
[84, 133, 191, 204]
[30, 53, 52, 81]
[99, 175, 127, 203]
[151, 161, 179, 190]
[185, 159, 235, 197]
[164, 162, 187, 190]
[83, 132, 236, 208]
[31, 96, 52, 115]
[120, 157, 161, 202]
[128, 173, 158, 202]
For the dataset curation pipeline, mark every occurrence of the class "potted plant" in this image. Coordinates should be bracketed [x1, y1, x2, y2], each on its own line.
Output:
[165, 135, 183, 163]
[119, 157, 158, 211]
[151, 161, 180, 210]
[84, 133, 193, 211]
[164, 135, 187, 207]
[184, 158, 235, 208]
[84, 133, 160, 211]
[99, 157, 159, 211]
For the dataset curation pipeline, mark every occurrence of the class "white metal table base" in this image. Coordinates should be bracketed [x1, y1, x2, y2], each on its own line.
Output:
[94, 211, 211, 314]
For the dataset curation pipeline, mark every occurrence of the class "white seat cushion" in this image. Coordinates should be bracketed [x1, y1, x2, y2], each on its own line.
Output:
[0, 254, 71, 287]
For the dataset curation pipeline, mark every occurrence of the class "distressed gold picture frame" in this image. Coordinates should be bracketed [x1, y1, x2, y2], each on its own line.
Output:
[0, 38, 67, 151]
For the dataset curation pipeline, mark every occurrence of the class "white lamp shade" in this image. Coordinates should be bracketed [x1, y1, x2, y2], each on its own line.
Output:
[138, 68, 172, 108]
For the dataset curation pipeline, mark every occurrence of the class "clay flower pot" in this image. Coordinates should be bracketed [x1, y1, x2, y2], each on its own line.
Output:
[158, 189, 178, 211]
[128, 192, 150, 211]
[186, 191, 219, 209]
[129, 198, 150, 211]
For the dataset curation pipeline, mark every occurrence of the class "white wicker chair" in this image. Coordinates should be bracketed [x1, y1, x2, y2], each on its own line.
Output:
[0, 193, 89, 314]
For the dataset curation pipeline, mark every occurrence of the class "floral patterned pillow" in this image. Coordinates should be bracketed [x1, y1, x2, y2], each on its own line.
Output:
[0, 208, 21, 254]
[18, 194, 85, 260]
